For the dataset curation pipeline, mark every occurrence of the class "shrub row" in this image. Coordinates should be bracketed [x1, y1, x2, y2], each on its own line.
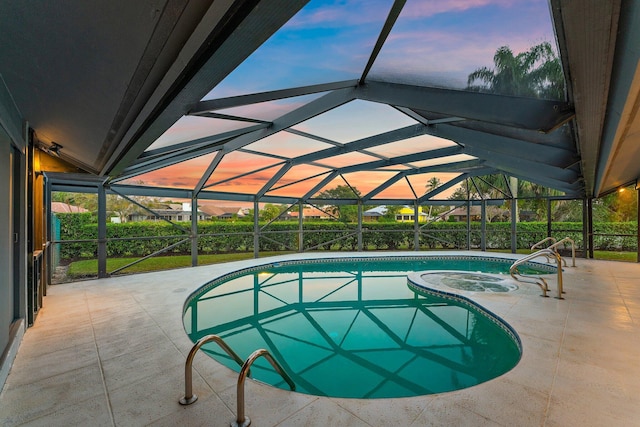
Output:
[54, 214, 638, 260]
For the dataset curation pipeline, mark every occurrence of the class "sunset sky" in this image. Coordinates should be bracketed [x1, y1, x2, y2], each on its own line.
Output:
[125, 0, 556, 204]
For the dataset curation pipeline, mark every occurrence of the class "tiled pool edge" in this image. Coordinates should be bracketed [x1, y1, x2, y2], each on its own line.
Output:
[182, 253, 555, 315]
[407, 272, 523, 354]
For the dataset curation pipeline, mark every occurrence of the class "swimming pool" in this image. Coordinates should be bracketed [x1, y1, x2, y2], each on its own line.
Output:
[183, 255, 551, 398]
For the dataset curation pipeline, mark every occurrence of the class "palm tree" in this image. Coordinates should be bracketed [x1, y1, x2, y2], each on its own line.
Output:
[425, 177, 441, 218]
[467, 42, 564, 100]
[467, 43, 565, 221]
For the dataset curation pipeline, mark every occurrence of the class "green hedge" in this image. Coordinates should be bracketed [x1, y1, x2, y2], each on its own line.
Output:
[54, 214, 637, 260]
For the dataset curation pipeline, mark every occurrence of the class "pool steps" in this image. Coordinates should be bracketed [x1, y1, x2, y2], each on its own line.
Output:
[180, 334, 294, 427]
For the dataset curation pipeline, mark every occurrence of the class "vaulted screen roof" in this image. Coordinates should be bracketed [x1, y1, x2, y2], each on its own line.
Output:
[1, 0, 639, 201]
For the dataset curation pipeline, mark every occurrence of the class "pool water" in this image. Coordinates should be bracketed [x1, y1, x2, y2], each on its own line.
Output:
[183, 257, 530, 398]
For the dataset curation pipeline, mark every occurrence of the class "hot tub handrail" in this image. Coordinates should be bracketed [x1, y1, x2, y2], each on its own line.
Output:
[530, 237, 557, 251]
[179, 334, 246, 405]
[510, 249, 564, 299]
[546, 237, 576, 267]
[531, 237, 565, 267]
[234, 348, 295, 427]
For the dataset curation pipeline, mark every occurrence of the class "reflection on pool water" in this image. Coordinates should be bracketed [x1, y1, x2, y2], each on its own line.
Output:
[183, 257, 533, 398]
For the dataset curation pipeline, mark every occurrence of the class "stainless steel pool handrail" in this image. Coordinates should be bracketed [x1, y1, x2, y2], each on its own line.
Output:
[510, 249, 564, 299]
[530, 236, 557, 251]
[179, 334, 246, 405]
[546, 237, 576, 267]
[530, 237, 566, 266]
[531, 236, 578, 268]
[233, 348, 296, 427]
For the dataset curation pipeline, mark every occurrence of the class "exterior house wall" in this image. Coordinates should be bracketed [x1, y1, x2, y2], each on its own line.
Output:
[395, 206, 427, 223]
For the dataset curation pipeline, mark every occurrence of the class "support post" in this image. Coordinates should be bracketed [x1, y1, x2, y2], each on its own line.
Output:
[357, 201, 363, 251]
[637, 187, 639, 263]
[480, 199, 486, 251]
[253, 200, 259, 258]
[546, 198, 552, 238]
[44, 177, 52, 289]
[466, 198, 471, 250]
[298, 200, 304, 253]
[510, 198, 517, 253]
[191, 198, 198, 267]
[97, 183, 107, 278]
[582, 198, 588, 258]
[13, 135, 27, 321]
[413, 200, 420, 251]
[587, 198, 594, 259]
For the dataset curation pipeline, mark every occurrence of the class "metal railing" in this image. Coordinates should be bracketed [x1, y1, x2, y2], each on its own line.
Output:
[531, 236, 577, 267]
[530, 237, 557, 251]
[180, 336, 295, 427]
[547, 237, 576, 267]
[179, 335, 246, 405]
[233, 348, 296, 427]
[510, 248, 564, 299]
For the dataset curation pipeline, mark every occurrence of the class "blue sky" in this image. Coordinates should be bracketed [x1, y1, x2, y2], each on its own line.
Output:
[204, 0, 556, 98]
[140, 0, 558, 200]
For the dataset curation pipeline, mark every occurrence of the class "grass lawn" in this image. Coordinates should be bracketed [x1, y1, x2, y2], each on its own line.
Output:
[593, 250, 638, 262]
[66, 252, 292, 278]
[491, 249, 637, 262]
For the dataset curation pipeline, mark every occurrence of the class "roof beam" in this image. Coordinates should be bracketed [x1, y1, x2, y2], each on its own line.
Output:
[501, 170, 582, 195]
[113, 142, 227, 183]
[125, 126, 270, 178]
[418, 173, 472, 203]
[105, 0, 311, 176]
[406, 108, 575, 148]
[336, 146, 464, 174]
[284, 128, 343, 147]
[356, 81, 575, 132]
[290, 124, 428, 166]
[257, 162, 292, 197]
[191, 112, 271, 124]
[362, 172, 405, 201]
[371, 199, 503, 206]
[301, 170, 339, 200]
[0, 75, 26, 151]
[362, 161, 491, 202]
[110, 184, 193, 199]
[394, 106, 465, 128]
[221, 87, 357, 153]
[550, 0, 621, 196]
[268, 170, 331, 193]
[359, 0, 406, 84]
[199, 189, 297, 204]
[416, 124, 582, 192]
[204, 161, 284, 189]
[465, 144, 579, 186]
[194, 150, 225, 196]
[190, 79, 358, 114]
[137, 123, 269, 161]
[402, 159, 487, 176]
[593, 0, 638, 195]
[425, 123, 579, 168]
[115, 124, 278, 182]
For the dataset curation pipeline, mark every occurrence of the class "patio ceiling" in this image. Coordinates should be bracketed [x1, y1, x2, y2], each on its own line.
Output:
[1, 0, 639, 201]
